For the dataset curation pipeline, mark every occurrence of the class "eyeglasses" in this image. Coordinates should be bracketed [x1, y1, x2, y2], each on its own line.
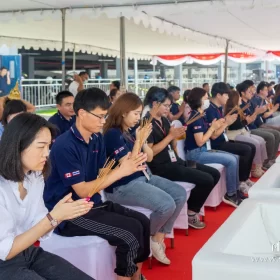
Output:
[86, 111, 108, 120]
[162, 103, 172, 109]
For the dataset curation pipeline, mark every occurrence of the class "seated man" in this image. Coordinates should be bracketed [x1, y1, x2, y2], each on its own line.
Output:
[48, 91, 76, 138]
[44, 88, 150, 280]
[167, 85, 185, 125]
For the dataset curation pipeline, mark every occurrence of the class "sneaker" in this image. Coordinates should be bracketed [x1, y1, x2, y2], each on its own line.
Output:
[246, 179, 255, 187]
[263, 160, 274, 170]
[239, 182, 250, 195]
[238, 189, 248, 200]
[150, 238, 171, 265]
[222, 193, 242, 208]
[188, 214, 206, 229]
[161, 240, 166, 252]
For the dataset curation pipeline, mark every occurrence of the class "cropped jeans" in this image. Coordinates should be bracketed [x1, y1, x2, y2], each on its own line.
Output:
[186, 146, 239, 196]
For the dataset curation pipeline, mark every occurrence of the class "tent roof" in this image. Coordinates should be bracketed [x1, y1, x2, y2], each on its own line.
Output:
[0, 1, 279, 58]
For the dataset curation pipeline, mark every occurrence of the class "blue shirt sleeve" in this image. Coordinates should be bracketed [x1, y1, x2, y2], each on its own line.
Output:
[189, 118, 205, 134]
[51, 145, 85, 186]
[104, 128, 131, 161]
[170, 103, 179, 115]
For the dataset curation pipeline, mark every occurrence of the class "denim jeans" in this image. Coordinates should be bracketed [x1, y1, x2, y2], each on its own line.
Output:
[0, 246, 94, 280]
[186, 146, 239, 196]
[105, 175, 187, 235]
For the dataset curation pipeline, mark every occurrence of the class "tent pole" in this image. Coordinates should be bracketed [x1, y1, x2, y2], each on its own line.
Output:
[61, 8, 66, 90]
[120, 16, 127, 91]
[224, 40, 229, 83]
[73, 43, 76, 72]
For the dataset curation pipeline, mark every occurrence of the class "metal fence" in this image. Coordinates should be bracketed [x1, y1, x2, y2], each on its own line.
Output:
[21, 78, 222, 108]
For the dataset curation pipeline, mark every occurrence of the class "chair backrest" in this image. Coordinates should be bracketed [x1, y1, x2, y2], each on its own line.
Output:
[171, 120, 186, 160]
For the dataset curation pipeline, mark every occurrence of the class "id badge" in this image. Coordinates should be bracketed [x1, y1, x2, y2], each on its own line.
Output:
[223, 132, 229, 142]
[168, 145, 177, 162]
[206, 140, 211, 151]
[260, 117, 264, 123]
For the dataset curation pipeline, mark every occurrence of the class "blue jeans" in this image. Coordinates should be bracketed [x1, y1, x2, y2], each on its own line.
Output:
[186, 146, 239, 196]
[105, 175, 186, 235]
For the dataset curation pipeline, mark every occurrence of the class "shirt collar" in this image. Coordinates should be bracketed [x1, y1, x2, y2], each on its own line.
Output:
[70, 124, 94, 143]
[210, 101, 223, 111]
[57, 111, 73, 122]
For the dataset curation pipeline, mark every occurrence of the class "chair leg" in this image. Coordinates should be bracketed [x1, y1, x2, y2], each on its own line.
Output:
[186, 229, 189, 236]
[148, 257, 152, 269]
[170, 238, 175, 249]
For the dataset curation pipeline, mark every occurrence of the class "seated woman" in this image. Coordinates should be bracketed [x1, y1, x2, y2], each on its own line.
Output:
[145, 88, 220, 229]
[0, 113, 94, 280]
[103, 93, 187, 266]
[142, 86, 159, 117]
[0, 99, 27, 139]
[185, 87, 246, 208]
[183, 89, 192, 123]
[225, 89, 267, 178]
[109, 88, 121, 105]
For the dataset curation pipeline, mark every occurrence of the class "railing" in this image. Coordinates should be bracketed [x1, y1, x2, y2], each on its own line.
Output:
[21, 78, 226, 108]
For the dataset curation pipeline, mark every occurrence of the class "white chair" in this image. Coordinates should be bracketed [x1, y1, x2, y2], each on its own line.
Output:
[193, 199, 280, 280]
[172, 120, 227, 209]
[249, 162, 280, 200]
[41, 234, 117, 280]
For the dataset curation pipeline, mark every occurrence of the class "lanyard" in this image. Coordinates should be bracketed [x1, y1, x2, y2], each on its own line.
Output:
[210, 103, 223, 118]
[155, 120, 166, 136]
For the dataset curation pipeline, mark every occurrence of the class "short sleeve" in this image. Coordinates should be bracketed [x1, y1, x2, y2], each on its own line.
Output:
[205, 109, 216, 124]
[147, 128, 155, 144]
[104, 128, 131, 161]
[190, 118, 205, 134]
[52, 145, 85, 186]
[170, 103, 179, 115]
[0, 194, 16, 261]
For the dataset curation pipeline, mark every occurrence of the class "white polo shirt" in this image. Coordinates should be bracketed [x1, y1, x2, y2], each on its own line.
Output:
[0, 172, 52, 261]
[68, 81, 79, 96]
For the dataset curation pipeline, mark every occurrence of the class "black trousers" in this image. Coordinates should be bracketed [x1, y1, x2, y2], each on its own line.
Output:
[58, 201, 150, 278]
[216, 141, 256, 181]
[0, 246, 93, 280]
[150, 159, 220, 213]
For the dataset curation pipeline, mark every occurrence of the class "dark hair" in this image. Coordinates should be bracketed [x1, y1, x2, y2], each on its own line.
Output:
[224, 90, 240, 115]
[2, 99, 27, 126]
[167, 85, 180, 94]
[202, 83, 209, 88]
[0, 113, 56, 182]
[109, 89, 119, 99]
[269, 81, 276, 86]
[55, 91, 73, 105]
[183, 89, 191, 103]
[103, 93, 142, 133]
[211, 82, 230, 97]
[243, 80, 254, 87]
[0, 67, 7, 71]
[257, 81, 268, 94]
[74, 87, 110, 116]
[188, 87, 207, 110]
[236, 82, 250, 96]
[148, 88, 172, 108]
[79, 71, 88, 77]
[143, 86, 159, 106]
[111, 80, 120, 90]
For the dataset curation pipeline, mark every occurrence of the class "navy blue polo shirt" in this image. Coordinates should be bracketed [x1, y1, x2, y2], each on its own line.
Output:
[170, 102, 185, 125]
[251, 95, 272, 123]
[205, 102, 226, 149]
[44, 124, 105, 230]
[0, 76, 8, 96]
[103, 128, 143, 192]
[185, 110, 208, 151]
[48, 111, 76, 138]
[240, 99, 258, 130]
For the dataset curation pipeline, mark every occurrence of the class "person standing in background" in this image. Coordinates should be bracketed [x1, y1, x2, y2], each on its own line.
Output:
[0, 67, 11, 97]
[68, 72, 89, 97]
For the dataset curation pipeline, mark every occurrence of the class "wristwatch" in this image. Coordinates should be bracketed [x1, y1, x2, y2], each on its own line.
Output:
[46, 213, 59, 227]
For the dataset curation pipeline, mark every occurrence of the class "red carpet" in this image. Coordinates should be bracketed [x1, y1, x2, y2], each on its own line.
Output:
[142, 203, 235, 280]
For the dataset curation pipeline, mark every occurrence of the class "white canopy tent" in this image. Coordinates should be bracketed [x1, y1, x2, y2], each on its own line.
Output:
[1, 0, 280, 85]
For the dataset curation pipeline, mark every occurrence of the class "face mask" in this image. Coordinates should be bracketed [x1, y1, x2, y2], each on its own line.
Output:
[202, 99, 210, 110]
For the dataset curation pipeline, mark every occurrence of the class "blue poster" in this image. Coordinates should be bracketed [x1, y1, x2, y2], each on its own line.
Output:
[0, 55, 21, 96]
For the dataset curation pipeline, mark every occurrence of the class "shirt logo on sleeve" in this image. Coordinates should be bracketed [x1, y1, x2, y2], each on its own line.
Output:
[64, 170, 80, 178]
[194, 126, 202, 130]
[114, 146, 124, 155]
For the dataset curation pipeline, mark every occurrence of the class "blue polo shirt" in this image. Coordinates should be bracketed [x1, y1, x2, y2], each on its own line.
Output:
[205, 102, 226, 149]
[185, 110, 208, 151]
[240, 99, 258, 130]
[48, 111, 76, 138]
[103, 128, 143, 192]
[251, 95, 272, 123]
[44, 124, 105, 230]
[170, 102, 185, 125]
[275, 96, 280, 111]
